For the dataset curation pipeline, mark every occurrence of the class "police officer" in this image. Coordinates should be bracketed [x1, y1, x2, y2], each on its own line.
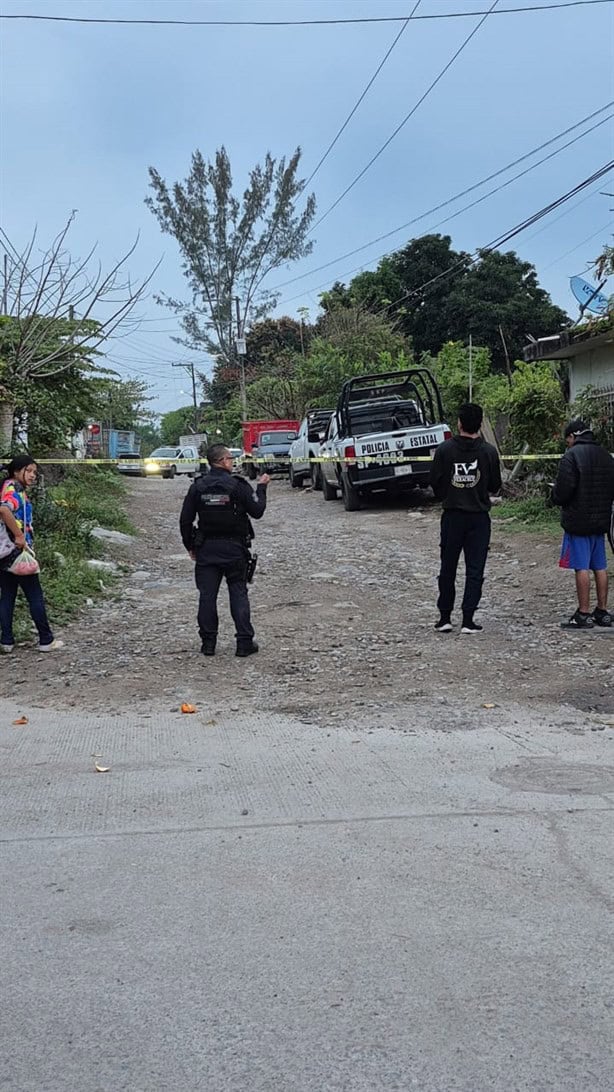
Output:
[180, 443, 270, 657]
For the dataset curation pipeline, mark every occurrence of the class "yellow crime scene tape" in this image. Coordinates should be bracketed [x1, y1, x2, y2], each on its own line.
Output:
[32, 453, 598, 465]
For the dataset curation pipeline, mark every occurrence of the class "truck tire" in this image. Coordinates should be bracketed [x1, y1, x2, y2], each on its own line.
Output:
[247, 462, 257, 480]
[341, 473, 361, 511]
[289, 465, 302, 489]
[322, 474, 337, 501]
[163, 465, 177, 480]
[310, 457, 322, 491]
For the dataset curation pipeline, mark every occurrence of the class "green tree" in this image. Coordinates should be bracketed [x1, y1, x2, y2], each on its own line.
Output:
[0, 216, 156, 450]
[160, 406, 198, 445]
[446, 250, 568, 370]
[203, 315, 306, 408]
[137, 422, 162, 457]
[326, 234, 569, 372]
[146, 147, 316, 366]
[421, 341, 492, 422]
[504, 359, 566, 451]
[88, 378, 155, 431]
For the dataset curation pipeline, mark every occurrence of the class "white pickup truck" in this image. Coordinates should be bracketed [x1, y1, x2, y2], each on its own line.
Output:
[319, 369, 451, 511]
[288, 409, 333, 489]
[143, 444, 200, 479]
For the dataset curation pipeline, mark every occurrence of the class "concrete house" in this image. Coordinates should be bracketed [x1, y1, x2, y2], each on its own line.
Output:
[523, 322, 614, 411]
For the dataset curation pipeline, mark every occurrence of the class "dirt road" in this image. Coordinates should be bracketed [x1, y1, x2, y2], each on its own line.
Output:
[4, 476, 612, 720]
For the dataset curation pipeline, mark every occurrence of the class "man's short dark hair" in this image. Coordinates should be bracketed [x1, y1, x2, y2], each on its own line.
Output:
[207, 443, 229, 466]
[564, 419, 589, 438]
[458, 403, 483, 434]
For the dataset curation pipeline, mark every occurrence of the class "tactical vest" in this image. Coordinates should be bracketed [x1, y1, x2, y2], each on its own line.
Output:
[194, 472, 252, 542]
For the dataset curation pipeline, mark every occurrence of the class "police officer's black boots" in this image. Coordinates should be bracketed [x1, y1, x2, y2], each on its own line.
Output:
[235, 639, 259, 658]
[201, 638, 216, 656]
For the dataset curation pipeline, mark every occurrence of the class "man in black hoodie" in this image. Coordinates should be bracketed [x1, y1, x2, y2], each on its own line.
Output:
[552, 419, 614, 628]
[429, 403, 502, 633]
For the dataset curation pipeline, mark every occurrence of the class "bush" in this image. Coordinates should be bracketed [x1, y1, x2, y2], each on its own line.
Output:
[493, 495, 560, 531]
[11, 465, 131, 641]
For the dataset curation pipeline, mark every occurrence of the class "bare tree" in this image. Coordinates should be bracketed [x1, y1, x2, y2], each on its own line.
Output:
[0, 215, 159, 449]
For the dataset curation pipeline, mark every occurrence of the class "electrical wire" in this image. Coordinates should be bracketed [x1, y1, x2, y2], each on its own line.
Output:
[2, 2, 610, 27]
[376, 159, 614, 314]
[309, 0, 501, 232]
[303, 2, 422, 189]
[273, 102, 614, 292]
[277, 114, 614, 307]
[540, 220, 614, 271]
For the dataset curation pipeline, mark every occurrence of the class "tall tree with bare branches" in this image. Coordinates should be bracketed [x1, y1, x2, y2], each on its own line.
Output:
[0, 215, 158, 450]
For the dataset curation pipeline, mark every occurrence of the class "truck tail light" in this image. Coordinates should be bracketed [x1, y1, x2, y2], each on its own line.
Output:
[443, 430, 452, 440]
[344, 444, 356, 459]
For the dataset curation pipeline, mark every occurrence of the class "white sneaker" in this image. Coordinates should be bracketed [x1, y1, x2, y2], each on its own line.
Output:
[39, 639, 64, 653]
[0, 643, 14, 654]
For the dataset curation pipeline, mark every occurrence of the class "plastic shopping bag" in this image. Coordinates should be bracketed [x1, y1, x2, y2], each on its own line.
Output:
[6, 549, 40, 577]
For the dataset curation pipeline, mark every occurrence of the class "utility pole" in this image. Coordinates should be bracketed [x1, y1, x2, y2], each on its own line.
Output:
[234, 296, 247, 422]
[468, 333, 473, 402]
[172, 362, 199, 432]
[2, 254, 8, 315]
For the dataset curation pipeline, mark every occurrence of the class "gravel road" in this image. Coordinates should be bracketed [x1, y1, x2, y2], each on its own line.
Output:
[3, 475, 612, 720]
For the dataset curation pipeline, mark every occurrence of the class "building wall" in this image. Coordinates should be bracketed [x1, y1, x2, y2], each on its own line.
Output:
[569, 344, 614, 401]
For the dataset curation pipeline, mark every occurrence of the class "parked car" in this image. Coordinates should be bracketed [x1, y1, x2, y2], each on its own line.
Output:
[288, 409, 333, 489]
[320, 369, 451, 510]
[242, 419, 300, 478]
[143, 444, 200, 479]
[246, 428, 298, 479]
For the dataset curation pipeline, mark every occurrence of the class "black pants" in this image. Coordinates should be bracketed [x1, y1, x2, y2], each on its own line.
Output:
[437, 510, 491, 620]
[0, 571, 54, 646]
[194, 540, 254, 643]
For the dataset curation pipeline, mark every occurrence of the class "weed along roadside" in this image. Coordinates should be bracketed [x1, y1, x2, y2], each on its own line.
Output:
[11, 466, 134, 642]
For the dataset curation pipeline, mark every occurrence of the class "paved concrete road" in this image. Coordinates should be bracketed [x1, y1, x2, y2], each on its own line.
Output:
[1, 699, 613, 1091]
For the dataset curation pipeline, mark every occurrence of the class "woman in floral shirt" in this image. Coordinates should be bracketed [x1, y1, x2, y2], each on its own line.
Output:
[0, 454, 62, 653]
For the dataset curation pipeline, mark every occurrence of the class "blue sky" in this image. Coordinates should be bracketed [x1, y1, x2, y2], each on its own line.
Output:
[1, 0, 613, 416]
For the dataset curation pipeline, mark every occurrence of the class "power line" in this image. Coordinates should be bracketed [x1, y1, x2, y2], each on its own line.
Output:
[304, 2, 421, 189]
[541, 219, 614, 271]
[377, 159, 614, 314]
[273, 102, 614, 293]
[309, 0, 501, 233]
[2, 2, 610, 27]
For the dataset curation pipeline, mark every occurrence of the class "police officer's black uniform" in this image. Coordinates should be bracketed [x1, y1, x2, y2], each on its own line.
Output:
[180, 465, 267, 655]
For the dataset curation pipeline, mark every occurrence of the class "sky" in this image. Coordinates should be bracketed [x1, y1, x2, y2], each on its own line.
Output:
[1, 0, 613, 417]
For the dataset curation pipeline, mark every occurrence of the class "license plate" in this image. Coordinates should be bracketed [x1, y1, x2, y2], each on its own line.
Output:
[394, 464, 413, 476]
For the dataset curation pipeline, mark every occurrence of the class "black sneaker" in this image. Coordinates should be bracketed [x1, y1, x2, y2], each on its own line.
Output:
[461, 619, 483, 634]
[201, 638, 216, 656]
[592, 608, 612, 628]
[236, 640, 259, 658]
[568, 610, 595, 629]
[434, 618, 452, 632]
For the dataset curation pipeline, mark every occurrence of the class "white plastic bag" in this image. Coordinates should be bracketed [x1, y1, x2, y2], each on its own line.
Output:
[7, 548, 40, 577]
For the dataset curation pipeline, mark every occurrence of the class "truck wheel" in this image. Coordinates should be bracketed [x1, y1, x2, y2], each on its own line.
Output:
[341, 473, 361, 511]
[289, 465, 302, 489]
[247, 462, 257, 480]
[167, 465, 177, 480]
[310, 459, 322, 491]
[322, 474, 337, 501]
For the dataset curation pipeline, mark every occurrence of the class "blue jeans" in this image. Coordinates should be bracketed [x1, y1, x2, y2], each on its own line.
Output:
[0, 571, 54, 646]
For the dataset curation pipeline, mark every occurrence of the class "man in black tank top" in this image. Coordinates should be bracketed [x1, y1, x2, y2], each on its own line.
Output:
[180, 443, 270, 656]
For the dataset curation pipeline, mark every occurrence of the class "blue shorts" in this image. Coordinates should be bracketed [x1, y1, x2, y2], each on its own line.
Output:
[559, 533, 607, 571]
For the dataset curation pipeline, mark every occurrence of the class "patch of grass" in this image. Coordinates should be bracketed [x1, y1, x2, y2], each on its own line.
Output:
[493, 496, 560, 531]
[12, 466, 131, 641]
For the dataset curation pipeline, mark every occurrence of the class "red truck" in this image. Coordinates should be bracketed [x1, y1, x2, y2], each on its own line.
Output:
[242, 419, 300, 479]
